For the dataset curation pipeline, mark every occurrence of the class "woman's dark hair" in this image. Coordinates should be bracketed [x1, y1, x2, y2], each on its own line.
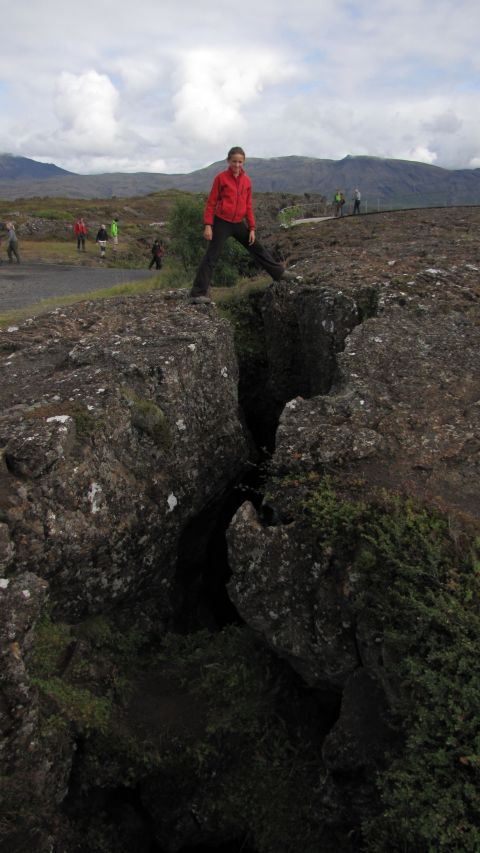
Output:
[227, 146, 246, 160]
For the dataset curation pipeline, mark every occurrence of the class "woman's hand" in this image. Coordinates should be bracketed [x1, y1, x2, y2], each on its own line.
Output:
[204, 225, 213, 241]
[248, 229, 255, 245]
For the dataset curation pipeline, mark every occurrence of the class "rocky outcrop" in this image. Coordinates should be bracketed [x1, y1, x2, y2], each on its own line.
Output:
[0, 292, 250, 851]
[0, 292, 248, 621]
[227, 210, 480, 851]
[1, 207, 480, 853]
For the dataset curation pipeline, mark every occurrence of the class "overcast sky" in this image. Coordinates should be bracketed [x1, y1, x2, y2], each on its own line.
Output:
[1, 0, 479, 175]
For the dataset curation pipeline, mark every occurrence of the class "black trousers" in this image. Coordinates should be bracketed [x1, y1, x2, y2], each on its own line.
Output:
[190, 216, 284, 296]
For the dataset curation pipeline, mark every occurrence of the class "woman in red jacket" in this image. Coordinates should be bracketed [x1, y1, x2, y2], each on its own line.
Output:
[190, 146, 294, 298]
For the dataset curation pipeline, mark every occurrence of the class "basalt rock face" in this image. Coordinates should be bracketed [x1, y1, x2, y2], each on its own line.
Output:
[0, 293, 248, 620]
[0, 292, 249, 850]
[229, 208, 480, 676]
[227, 209, 480, 850]
[1, 208, 480, 853]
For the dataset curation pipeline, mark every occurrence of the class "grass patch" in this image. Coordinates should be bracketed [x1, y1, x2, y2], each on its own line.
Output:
[0, 264, 268, 329]
[0, 272, 166, 328]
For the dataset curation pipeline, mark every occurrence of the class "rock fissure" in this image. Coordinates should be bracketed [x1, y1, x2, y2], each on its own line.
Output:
[2, 207, 480, 853]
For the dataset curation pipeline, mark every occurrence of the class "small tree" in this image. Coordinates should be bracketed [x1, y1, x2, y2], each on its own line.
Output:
[167, 195, 206, 272]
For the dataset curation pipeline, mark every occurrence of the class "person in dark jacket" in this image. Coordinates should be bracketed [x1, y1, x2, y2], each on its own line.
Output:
[190, 146, 295, 298]
[96, 225, 108, 259]
[149, 239, 164, 270]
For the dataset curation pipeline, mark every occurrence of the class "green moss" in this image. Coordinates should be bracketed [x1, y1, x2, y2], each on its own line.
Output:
[217, 290, 267, 367]
[26, 401, 100, 439]
[305, 477, 480, 852]
[32, 677, 111, 734]
[122, 389, 172, 449]
[30, 614, 72, 679]
[72, 626, 329, 853]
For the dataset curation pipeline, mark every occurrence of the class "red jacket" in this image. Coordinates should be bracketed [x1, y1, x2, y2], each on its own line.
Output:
[204, 168, 255, 228]
[74, 220, 87, 235]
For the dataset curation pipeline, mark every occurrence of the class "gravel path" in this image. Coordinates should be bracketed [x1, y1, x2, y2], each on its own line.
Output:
[0, 262, 160, 312]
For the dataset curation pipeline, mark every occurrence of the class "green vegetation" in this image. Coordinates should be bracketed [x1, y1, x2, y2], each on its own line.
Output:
[278, 204, 303, 227]
[77, 626, 330, 853]
[167, 195, 257, 287]
[29, 208, 75, 221]
[305, 476, 480, 852]
[26, 609, 334, 853]
[30, 614, 112, 736]
[122, 389, 172, 449]
[217, 286, 267, 365]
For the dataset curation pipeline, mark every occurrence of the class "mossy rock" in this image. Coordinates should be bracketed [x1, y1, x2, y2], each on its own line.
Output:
[123, 390, 172, 449]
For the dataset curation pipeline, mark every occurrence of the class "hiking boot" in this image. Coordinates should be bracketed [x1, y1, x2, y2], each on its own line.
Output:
[278, 269, 298, 282]
[189, 296, 213, 305]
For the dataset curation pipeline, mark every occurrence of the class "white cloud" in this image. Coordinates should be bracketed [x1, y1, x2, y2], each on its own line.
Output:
[171, 49, 296, 143]
[0, 0, 479, 173]
[54, 71, 120, 152]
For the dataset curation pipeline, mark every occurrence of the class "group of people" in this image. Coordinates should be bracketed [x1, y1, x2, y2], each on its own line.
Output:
[73, 216, 164, 268]
[333, 188, 362, 217]
[74, 217, 119, 259]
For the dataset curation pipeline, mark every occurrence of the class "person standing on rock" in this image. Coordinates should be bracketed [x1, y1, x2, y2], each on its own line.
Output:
[74, 217, 88, 251]
[190, 146, 296, 300]
[6, 222, 20, 264]
[96, 224, 108, 260]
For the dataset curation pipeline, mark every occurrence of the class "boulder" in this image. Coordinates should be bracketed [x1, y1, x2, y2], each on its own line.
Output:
[0, 292, 248, 620]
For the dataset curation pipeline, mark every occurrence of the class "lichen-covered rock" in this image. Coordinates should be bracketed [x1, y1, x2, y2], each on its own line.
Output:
[0, 573, 73, 852]
[227, 211, 480, 852]
[227, 501, 359, 688]
[261, 283, 366, 405]
[273, 308, 480, 517]
[0, 293, 248, 620]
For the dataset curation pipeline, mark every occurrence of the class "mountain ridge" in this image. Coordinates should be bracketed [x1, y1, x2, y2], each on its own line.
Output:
[1, 152, 480, 207]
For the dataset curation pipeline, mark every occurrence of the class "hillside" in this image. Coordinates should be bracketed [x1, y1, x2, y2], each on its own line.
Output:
[1, 152, 480, 208]
[0, 154, 71, 181]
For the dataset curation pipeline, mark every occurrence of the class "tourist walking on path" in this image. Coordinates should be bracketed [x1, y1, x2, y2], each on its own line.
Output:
[96, 225, 108, 259]
[190, 146, 296, 299]
[74, 217, 88, 251]
[6, 222, 20, 264]
[111, 218, 119, 255]
[353, 188, 361, 214]
[333, 190, 343, 217]
[149, 239, 164, 270]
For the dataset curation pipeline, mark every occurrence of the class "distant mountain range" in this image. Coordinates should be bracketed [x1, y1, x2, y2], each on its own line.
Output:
[1, 153, 480, 208]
